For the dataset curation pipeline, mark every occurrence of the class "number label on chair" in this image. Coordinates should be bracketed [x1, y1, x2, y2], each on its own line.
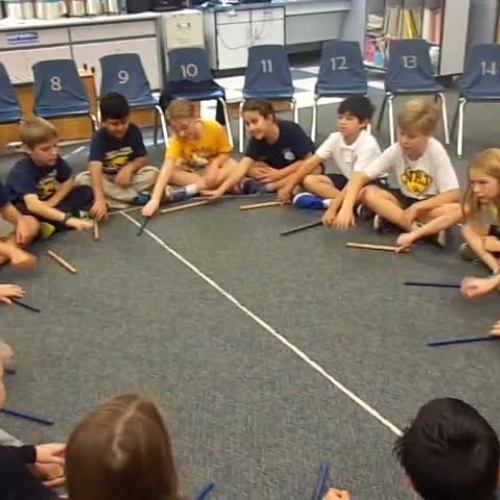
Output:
[180, 63, 199, 79]
[118, 70, 130, 84]
[50, 76, 62, 91]
[481, 61, 497, 76]
[402, 55, 418, 69]
[260, 59, 273, 74]
[330, 56, 348, 71]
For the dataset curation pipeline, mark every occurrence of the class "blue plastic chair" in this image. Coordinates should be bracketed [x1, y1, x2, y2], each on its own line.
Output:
[312, 40, 368, 141]
[100, 53, 167, 146]
[33, 59, 97, 129]
[0, 63, 21, 125]
[167, 47, 232, 147]
[239, 45, 297, 152]
[377, 39, 449, 145]
[451, 44, 500, 157]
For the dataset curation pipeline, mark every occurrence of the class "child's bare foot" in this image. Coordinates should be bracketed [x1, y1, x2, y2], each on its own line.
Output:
[10, 247, 36, 270]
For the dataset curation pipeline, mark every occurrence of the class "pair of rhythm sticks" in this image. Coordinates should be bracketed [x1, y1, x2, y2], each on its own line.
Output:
[404, 280, 500, 347]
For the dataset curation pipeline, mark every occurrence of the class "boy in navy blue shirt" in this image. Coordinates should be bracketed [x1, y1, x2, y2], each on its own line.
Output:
[76, 92, 159, 220]
[7, 118, 94, 236]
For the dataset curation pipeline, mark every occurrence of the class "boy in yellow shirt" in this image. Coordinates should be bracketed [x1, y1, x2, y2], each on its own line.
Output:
[142, 100, 237, 217]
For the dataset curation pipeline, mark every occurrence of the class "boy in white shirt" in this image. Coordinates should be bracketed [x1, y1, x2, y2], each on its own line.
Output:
[333, 99, 460, 247]
[277, 96, 381, 222]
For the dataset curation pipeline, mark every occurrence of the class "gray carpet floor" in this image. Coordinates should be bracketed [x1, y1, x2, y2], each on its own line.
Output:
[1, 86, 500, 499]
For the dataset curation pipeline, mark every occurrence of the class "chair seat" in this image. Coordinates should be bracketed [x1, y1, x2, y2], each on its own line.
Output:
[386, 82, 444, 94]
[243, 88, 294, 100]
[460, 89, 500, 101]
[315, 84, 368, 97]
[171, 88, 224, 101]
[0, 107, 21, 124]
[36, 103, 90, 118]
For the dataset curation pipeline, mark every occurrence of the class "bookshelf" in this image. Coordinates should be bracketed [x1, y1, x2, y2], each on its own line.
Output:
[358, 0, 470, 76]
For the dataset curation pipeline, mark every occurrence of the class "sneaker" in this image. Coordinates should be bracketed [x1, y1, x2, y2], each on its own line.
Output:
[242, 178, 266, 195]
[292, 192, 328, 210]
[132, 191, 151, 206]
[39, 222, 56, 240]
[355, 203, 374, 221]
[435, 229, 447, 249]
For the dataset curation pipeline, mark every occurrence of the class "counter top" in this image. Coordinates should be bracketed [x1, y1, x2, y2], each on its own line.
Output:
[0, 11, 160, 31]
[199, 0, 350, 12]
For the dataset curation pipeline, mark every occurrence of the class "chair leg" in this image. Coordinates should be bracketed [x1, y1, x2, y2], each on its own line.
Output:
[377, 93, 388, 131]
[292, 97, 298, 124]
[218, 98, 233, 148]
[153, 107, 159, 147]
[311, 96, 319, 143]
[155, 105, 169, 147]
[89, 113, 98, 131]
[450, 100, 459, 141]
[239, 100, 245, 154]
[388, 94, 396, 145]
[437, 92, 450, 145]
[457, 98, 466, 158]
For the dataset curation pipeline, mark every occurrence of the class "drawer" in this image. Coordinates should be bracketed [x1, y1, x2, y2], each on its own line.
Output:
[251, 7, 284, 22]
[216, 10, 251, 25]
[70, 20, 156, 43]
[0, 27, 69, 50]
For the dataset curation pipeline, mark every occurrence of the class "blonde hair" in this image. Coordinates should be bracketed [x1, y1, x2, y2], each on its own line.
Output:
[463, 149, 500, 219]
[167, 99, 196, 122]
[65, 394, 180, 500]
[397, 99, 440, 136]
[19, 117, 57, 149]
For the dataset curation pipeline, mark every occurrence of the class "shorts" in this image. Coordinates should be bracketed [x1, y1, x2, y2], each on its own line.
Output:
[0, 215, 14, 240]
[380, 186, 419, 209]
[325, 173, 348, 190]
[489, 225, 500, 238]
[325, 174, 388, 191]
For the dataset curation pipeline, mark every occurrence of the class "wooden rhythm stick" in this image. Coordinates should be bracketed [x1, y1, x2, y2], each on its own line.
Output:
[93, 220, 100, 241]
[160, 200, 209, 214]
[47, 250, 77, 274]
[239, 201, 282, 211]
[346, 242, 408, 253]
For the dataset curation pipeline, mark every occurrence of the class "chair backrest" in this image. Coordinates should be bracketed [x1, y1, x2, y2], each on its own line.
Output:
[316, 40, 368, 93]
[33, 59, 89, 115]
[100, 53, 153, 102]
[459, 44, 500, 98]
[0, 63, 21, 123]
[167, 47, 214, 84]
[243, 45, 293, 93]
[386, 39, 436, 90]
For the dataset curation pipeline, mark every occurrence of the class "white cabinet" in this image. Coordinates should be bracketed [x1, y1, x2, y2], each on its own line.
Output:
[72, 38, 161, 92]
[216, 22, 252, 71]
[207, 7, 285, 70]
[1, 45, 72, 83]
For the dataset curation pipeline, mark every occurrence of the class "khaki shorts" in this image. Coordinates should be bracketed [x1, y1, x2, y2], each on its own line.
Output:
[0, 215, 13, 240]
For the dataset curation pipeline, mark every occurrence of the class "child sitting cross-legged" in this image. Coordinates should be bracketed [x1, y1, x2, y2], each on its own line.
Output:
[76, 92, 160, 220]
[276, 95, 382, 223]
[142, 99, 237, 217]
[7, 118, 94, 237]
[333, 99, 461, 248]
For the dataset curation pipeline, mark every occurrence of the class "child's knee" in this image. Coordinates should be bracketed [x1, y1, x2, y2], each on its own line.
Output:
[361, 185, 381, 203]
[26, 216, 40, 238]
[302, 175, 317, 191]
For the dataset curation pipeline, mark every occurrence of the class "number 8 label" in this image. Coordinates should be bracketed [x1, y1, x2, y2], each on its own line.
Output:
[50, 76, 62, 91]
